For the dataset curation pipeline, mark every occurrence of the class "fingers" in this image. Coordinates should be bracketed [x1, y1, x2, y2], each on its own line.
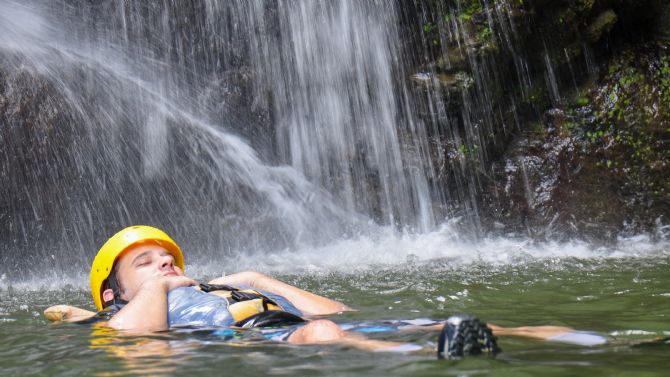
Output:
[164, 275, 197, 291]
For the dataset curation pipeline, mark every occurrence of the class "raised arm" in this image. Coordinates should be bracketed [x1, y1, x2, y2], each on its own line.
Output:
[209, 271, 351, 316]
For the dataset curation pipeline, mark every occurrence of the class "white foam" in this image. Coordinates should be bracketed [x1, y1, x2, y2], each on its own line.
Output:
[2, 222, 668, 291]
[199, 223, 670, 275]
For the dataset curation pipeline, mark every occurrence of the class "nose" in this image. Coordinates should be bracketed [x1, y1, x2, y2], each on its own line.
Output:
[160, 254, 174, 270]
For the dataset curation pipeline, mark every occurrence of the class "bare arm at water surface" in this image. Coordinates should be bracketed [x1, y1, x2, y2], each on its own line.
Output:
[107, 275, 196, 331]
[208, 271, 352, 316]
[418, 322, 575, 340]
[487, 324, 575, 339]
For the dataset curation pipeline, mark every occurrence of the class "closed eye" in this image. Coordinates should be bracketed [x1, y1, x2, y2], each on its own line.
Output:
[134, 255, 152, 267]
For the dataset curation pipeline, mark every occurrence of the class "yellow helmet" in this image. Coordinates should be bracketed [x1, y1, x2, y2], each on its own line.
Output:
[90, 225, 184, 311]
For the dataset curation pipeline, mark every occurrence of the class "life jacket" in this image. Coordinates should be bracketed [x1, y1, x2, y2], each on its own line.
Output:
[83, 284, 305, 328]
[193, 283, 305, 327]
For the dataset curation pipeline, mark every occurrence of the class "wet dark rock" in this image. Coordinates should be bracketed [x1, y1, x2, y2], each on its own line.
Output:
[579, 43, 670, 221]
[405, 0, 670, 239]
[0, 58, 86, 261]
[482, 43, 670, 241]
[482, 110, 625, 241]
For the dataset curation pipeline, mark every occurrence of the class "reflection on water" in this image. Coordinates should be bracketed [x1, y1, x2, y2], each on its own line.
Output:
[90, 327, 185, 376]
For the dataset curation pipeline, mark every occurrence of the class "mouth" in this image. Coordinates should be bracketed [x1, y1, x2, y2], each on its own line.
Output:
[163, 271, 178, 277]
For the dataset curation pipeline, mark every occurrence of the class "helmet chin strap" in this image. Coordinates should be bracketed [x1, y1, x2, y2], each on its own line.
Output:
[112, 294, 129, 307]
[111, 286, 128, 306]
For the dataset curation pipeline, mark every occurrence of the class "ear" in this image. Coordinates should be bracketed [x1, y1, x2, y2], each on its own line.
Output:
[102, 288, 115, 304]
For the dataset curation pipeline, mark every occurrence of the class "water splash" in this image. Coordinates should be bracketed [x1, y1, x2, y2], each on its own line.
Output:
[218, 222, 670, 275]
[0, 0, 370, 278]
[3, 220, 668, 291]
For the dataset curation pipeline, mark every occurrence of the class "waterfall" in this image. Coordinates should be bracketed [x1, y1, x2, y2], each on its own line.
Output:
[0, 0, 446, 278]
[2, 0, 617, 281]
[2, 0, 668, 285]
[197, 1, 440, 230]
[261, 1, 436, 230]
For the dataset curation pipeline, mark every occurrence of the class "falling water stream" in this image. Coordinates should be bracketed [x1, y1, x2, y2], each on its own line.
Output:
[0, 1, 668, 375]
[0, 0, 448, 277]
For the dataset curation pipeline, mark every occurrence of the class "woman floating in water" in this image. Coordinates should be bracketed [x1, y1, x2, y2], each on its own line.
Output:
[45, 226, 607, 359]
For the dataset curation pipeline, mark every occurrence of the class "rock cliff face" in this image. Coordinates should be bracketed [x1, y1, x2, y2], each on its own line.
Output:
[406, 0, 670, 239]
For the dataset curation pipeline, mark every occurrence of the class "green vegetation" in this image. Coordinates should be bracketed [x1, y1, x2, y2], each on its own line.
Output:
[574, 97, 589, 106]
[459, 0, 482, 22]
[574, 46, 670, 202]
[458, 142, 479, 158]
[419, 0, 496, 53]
[422, 22, 436, 33]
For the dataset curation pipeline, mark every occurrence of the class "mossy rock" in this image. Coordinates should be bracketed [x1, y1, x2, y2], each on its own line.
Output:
[587, 9, 618, 42]
[568, 43, 669, 233]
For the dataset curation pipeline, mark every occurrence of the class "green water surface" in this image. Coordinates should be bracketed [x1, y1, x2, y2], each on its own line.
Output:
[1, 257, 668, 376]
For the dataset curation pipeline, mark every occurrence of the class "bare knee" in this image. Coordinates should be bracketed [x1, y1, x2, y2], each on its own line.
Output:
[287, 319, 345, 344]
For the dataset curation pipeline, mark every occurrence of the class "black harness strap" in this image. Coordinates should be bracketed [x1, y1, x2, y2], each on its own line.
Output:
[234, 310, 306, 328]
[199, 283, 280, 309]
[198, 283, 238, 293]
[74, 303, 126, 325]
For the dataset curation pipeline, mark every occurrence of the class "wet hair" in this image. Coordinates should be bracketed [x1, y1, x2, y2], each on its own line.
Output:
[102, 264, 125, 308]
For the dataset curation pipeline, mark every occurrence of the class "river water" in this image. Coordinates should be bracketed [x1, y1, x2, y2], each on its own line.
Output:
[2, 232, 668, 376]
